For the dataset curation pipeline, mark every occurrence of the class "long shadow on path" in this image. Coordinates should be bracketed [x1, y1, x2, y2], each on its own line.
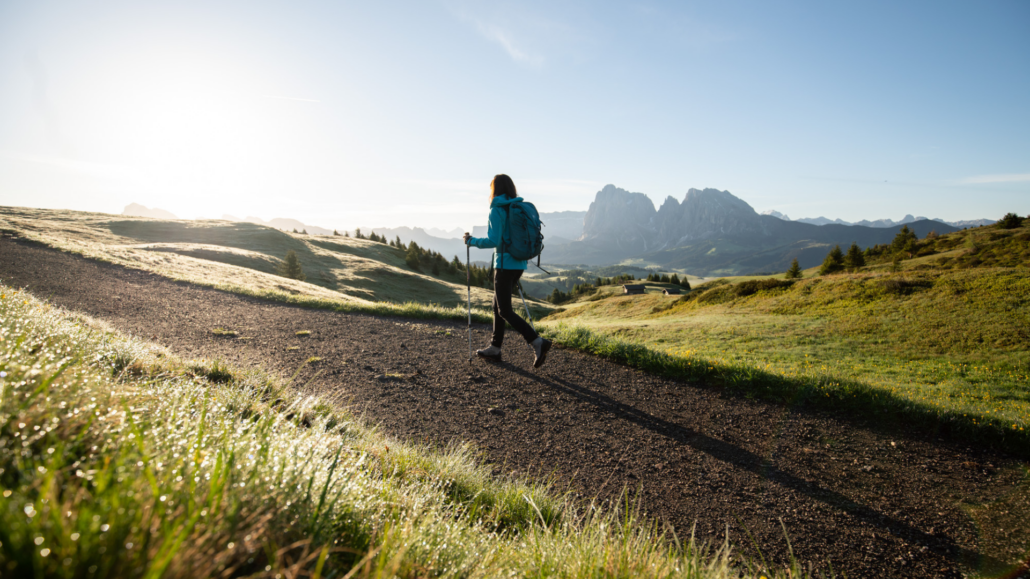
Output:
[503, 362, 986, 569]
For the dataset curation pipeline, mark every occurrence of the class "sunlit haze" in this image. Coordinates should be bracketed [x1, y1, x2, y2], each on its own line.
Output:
[1, 1, 1027, 231]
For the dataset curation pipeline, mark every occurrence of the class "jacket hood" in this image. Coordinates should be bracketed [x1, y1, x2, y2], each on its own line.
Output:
[490, 196, 523, 208]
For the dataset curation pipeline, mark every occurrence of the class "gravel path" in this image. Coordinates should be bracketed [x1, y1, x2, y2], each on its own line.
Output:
[2, 237, 1027, 578]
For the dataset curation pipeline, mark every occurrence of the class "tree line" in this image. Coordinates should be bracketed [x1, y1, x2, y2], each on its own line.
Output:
[546, 271, 691, 304]
[796, 211, 1027, 278]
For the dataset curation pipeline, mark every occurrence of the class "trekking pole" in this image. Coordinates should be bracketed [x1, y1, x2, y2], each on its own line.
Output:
[466, 240, 472, 365]
[516, 281, 536, 333]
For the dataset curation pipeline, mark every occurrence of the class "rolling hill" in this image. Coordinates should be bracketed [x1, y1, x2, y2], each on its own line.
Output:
[0, 206, 509, 313]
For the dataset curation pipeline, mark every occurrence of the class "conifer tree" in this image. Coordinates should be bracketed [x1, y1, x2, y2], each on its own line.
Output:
[405, 242, 421, 271]
[785, 258, 802, 279]
[818, 245, 845, 276]
[301, 229, 307, 235]
[891, 225, 917, 253]
[354, 228, 363, 239]
[670, 273, 680, 286]
[276, 250, 305, 281]
[844, 243, 865, 270]
[333, 229, 340, 236]
[344, 231, 349, 237]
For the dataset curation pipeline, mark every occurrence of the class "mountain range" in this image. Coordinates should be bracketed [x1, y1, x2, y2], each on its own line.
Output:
[544, 185, 960, 275]
[759, 210, 994, 229]
[122, 203, 178, 220]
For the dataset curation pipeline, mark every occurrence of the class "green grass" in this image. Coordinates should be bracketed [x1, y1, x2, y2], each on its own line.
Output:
[864, 221, 1030, 271]
[0, 283, 810, 578]
[540, 267, 1030, 457]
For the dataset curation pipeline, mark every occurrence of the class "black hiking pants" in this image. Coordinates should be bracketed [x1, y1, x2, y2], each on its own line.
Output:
[491, 269, 539, 348]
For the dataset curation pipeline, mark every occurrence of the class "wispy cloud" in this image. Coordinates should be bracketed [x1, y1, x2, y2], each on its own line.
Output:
[959, 173, 1030, 184]
[447, 2, 573, 68]
[473, 21, 543, 67]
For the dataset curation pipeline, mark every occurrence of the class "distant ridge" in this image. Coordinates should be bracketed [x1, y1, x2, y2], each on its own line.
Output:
[761, 210, 995, 229]
[241, 216, 333, 236]
[123, 203, 177, 220]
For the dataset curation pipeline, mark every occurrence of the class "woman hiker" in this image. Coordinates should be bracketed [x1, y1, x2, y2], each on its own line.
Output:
[464, 174, 552, 368]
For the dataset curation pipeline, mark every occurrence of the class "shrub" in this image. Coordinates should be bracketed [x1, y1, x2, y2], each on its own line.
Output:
[999, 212, 1024, 229]
[733, 278, 794, 297]
[891, 255, 903, 272]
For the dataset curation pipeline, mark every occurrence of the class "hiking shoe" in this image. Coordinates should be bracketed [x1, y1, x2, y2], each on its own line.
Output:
[476, 345, 502, 361]
[532, 338, 552, 368]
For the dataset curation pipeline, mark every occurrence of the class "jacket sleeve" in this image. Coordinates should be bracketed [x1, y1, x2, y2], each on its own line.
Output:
[469, 208, 504, 249]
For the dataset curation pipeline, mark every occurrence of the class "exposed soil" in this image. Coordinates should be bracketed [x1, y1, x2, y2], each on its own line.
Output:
[2, 237, 1028, 579]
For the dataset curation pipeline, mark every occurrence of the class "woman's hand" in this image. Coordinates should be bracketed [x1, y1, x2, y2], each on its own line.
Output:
[463, 232, 471, 244]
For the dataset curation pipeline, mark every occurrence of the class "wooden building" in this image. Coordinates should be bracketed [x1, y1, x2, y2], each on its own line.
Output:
[622, 284, 645, 295]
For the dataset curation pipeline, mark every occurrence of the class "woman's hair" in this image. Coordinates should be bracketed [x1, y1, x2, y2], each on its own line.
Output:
[491, 174, 517, 200]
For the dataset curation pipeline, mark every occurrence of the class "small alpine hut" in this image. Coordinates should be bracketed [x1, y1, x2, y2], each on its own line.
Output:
[663, 288, 681, 295]
[622, 284, 645, 295]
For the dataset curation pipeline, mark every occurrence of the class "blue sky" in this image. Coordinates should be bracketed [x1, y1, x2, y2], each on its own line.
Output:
[1, 0, 1027, 230]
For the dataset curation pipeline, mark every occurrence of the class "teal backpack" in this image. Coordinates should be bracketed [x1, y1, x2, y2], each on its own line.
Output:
[500, 201, 545, 269]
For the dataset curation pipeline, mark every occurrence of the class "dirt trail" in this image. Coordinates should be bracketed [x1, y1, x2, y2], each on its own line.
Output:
[2, 237, 1028, 578]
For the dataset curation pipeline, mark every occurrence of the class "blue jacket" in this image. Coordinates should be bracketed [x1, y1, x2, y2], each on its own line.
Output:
[468, 196, 528, 270]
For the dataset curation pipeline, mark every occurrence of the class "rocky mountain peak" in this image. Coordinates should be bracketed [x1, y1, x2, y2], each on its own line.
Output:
[761, 209, 791, 220]
[579, 185, 773, 254]
[582, 184, 657, 240]
[674, 188, 763, 242]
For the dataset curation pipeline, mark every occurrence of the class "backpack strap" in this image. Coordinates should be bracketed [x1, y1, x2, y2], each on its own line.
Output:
[500, 205, 512, 270]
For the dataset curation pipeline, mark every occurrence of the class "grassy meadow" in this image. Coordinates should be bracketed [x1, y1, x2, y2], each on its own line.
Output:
[0, 283, 816, 578]
[0, 206, 519, 323]
[539, 223, 1030, 455]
